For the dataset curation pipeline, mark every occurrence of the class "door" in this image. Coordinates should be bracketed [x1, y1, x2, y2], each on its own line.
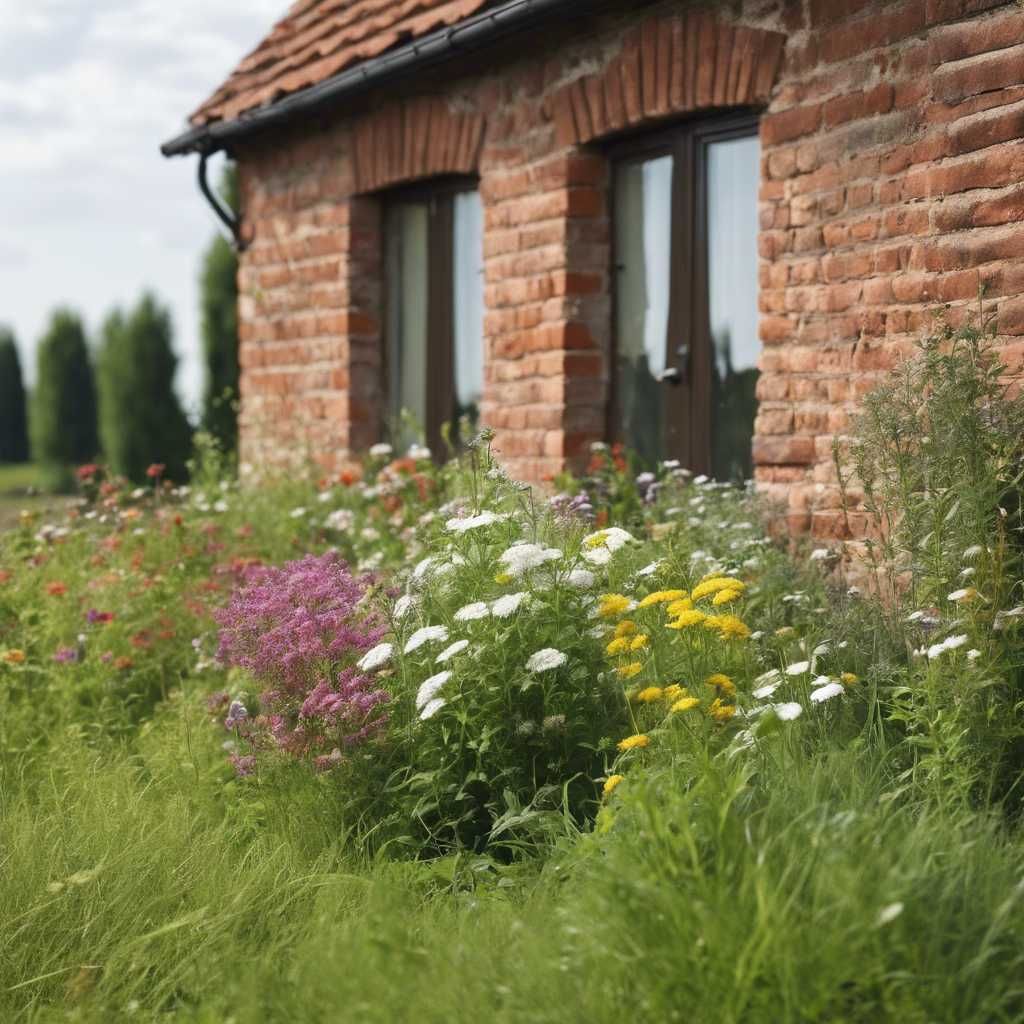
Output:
[611, 115, 761, 480]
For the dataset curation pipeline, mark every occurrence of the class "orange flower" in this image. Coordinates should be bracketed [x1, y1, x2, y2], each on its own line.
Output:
[114, 656, 134, 671]
[146, 463, 165, 479]
[46, 581, 68, 597]
[2, 649, 26, 664]
[0, 570, 10, 585]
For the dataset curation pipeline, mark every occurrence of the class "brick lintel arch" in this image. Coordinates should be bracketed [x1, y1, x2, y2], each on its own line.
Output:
[352, 95, 485, 193]
[549, 10, 785, 147]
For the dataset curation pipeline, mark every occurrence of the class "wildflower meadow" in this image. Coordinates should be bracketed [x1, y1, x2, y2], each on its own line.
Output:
[3, 323, 1024, 1022]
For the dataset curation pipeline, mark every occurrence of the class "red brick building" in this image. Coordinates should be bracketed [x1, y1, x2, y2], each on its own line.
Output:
[163, 0, 1024, 537]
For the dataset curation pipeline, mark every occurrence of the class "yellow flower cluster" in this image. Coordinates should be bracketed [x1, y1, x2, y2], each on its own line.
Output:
[706, 673, 736, 696]
[671, 696, 700, 713]
[598, 593, 632, 618]
[635, 686, 663, 703]
[617, 733, 650, 752]
[2, 649, 26, 664]
[617, 661, 643, 679]
[637, 589, 687, 609]
[703, 614, 751, 639]
[709, 698, 736, 723]
[691, 576, 746, 601]
[603, 774, 624, 797]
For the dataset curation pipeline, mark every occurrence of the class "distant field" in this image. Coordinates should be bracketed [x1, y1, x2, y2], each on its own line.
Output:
[0, 463, 73, 530]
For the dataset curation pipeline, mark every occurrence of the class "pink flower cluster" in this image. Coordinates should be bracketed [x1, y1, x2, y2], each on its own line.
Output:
[214, 552, 389, 773]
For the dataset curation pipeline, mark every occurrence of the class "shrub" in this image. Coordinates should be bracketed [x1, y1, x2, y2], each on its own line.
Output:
[836, 313, 1024, 805]
[97, 293, 193, 482]
[0, 327, 29, 463]
[30, 308, 98, 476]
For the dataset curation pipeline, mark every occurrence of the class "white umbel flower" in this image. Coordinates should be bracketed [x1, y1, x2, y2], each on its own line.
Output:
[785, 660, 811, 676]
[446, 511, 507, 533]
[526, 648, 568, 673]
[810, 681, 844, 703]
[454, 602, 490, 622]
[415, 670, 452, 711]
[404, 625, 449, 654]
[499, 542, 562, 576]
[774, 701, 804, 721]
[357, 642, 393, 672]
[419, 697, 446, 720]
[580, 527, 634, 565]
[436, 640, 469, 664]
[566, 568, 597, 589]
[492, 592, 527, 617]
[393, 594, 416, 619]
[753, 680, 781, 699]
[369, 443, 393, 458]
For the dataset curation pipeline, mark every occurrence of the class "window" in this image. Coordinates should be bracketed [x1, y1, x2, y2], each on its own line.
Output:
[610, 114, 761, 480]
[383, 181, 484, 454]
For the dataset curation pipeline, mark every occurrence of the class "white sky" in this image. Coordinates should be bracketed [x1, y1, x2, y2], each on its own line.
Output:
[0, 0, 285, 419]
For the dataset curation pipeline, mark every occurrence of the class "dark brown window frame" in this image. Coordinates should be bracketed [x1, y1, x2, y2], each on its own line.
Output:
[380, 175, 478, 456]
[606, 110, 760, 474]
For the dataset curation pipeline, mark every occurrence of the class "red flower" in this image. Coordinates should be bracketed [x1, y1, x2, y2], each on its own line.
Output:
[76, 463, 100, 481]
[339, 468, 360, 486]
[146, 463, 165, 479]
[45, 581, 68, 597]
[114, 656, 134, 671]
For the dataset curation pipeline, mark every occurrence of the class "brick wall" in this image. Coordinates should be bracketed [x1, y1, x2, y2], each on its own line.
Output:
[232, 0, 1024, 528]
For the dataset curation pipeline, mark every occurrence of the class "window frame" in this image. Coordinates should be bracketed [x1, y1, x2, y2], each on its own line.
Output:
[606, 111, 760, 474]
[380, 175, 479, 456]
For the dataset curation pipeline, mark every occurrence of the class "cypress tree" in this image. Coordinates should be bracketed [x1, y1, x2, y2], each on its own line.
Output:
[97, 293, 193, 482]
[199, 164, 239, 452]
[31, 309, 99, 468]
[0, 327, 29, 463]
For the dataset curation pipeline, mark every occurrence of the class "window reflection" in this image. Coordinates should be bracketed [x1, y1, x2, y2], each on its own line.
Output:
[707, 134, 760, 482]
[453, 190, 484, 429]
[614, 154, 672, 466]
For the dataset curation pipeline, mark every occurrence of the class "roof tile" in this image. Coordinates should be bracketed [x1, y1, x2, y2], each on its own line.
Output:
[191, 0, 493, 126]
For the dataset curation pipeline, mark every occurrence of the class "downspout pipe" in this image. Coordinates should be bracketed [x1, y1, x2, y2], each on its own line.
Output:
[160, 0, 598, 158]
[197, 151, 246, 251]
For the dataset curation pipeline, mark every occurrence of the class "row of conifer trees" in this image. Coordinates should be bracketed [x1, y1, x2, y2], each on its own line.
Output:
[0, 169, 238, 486]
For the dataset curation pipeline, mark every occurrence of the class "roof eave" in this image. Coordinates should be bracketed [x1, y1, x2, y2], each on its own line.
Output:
[161, 0, 595, 157]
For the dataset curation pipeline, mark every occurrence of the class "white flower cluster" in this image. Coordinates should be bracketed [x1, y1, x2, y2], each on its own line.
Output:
[404, 625, 449, 654]
[526, 648, 568, 673]
[415, 670, 451, 720]
[358, 642, 393, 672]
[499, 542, 561, 576]
[580, 527, 635, 566]
[445, 510, 509, 533]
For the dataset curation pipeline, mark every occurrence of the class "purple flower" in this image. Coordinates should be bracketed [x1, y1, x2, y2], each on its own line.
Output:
[224, 700, 249, 730]
[52, 646, 79, 664]
[230, 754, 257, 777]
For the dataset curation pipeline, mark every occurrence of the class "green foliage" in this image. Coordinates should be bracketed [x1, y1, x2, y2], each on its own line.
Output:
[0, 327, 29, 463]
[199, 165, 239, 453]
[30, 308, 98, 475]
[836, 313, 1024, 806]
[3, 356, 1024, 1020]
[97, 293, 193, 482]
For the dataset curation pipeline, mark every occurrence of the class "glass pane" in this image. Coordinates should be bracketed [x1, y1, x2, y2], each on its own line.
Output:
[452, 190, 484, 429]
[614, 154, 673, 467]
[707, 134, 760, 482]
[385, 202, 429, 447]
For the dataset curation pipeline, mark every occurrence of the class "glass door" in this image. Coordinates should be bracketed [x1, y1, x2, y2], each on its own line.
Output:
[611, 116, 760, 480]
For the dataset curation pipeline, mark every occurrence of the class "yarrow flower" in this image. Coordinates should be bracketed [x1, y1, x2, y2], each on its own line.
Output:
[691, 576, 745, 601]
[927, 634, 969, 659]
[2, 649, 26, 664]
[671, 696, 700, 713]
[526, 648, 568, 673]
[785, 660, 811, 676]
[616, 733, 650, 752]
[598, 593, 633, 618]
[708, 698, 736, 723]
[635, 686, 663, 703]
[404, 625, 450, 653]
[602, 774, 624, 797]
[637, 589, 687, 609]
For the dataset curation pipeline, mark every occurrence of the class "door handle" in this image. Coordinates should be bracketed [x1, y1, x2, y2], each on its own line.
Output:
[658, 367, 681, 385]
[657, 343, 690, 386]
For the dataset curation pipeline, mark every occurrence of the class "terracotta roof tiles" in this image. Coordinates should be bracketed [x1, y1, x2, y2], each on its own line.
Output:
[191, 0, 493, 126]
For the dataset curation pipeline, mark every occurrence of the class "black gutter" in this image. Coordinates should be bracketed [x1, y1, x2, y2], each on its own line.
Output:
[161, 0, 595, 158]
[197, 152, 246, 249]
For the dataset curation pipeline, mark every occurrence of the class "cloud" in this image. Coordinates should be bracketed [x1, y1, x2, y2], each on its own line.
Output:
[0, 0, 283, 414]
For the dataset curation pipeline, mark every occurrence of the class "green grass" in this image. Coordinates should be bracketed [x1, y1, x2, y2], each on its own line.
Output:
[2, 419, 1024, 1021]
[0, 463, 69, 531]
